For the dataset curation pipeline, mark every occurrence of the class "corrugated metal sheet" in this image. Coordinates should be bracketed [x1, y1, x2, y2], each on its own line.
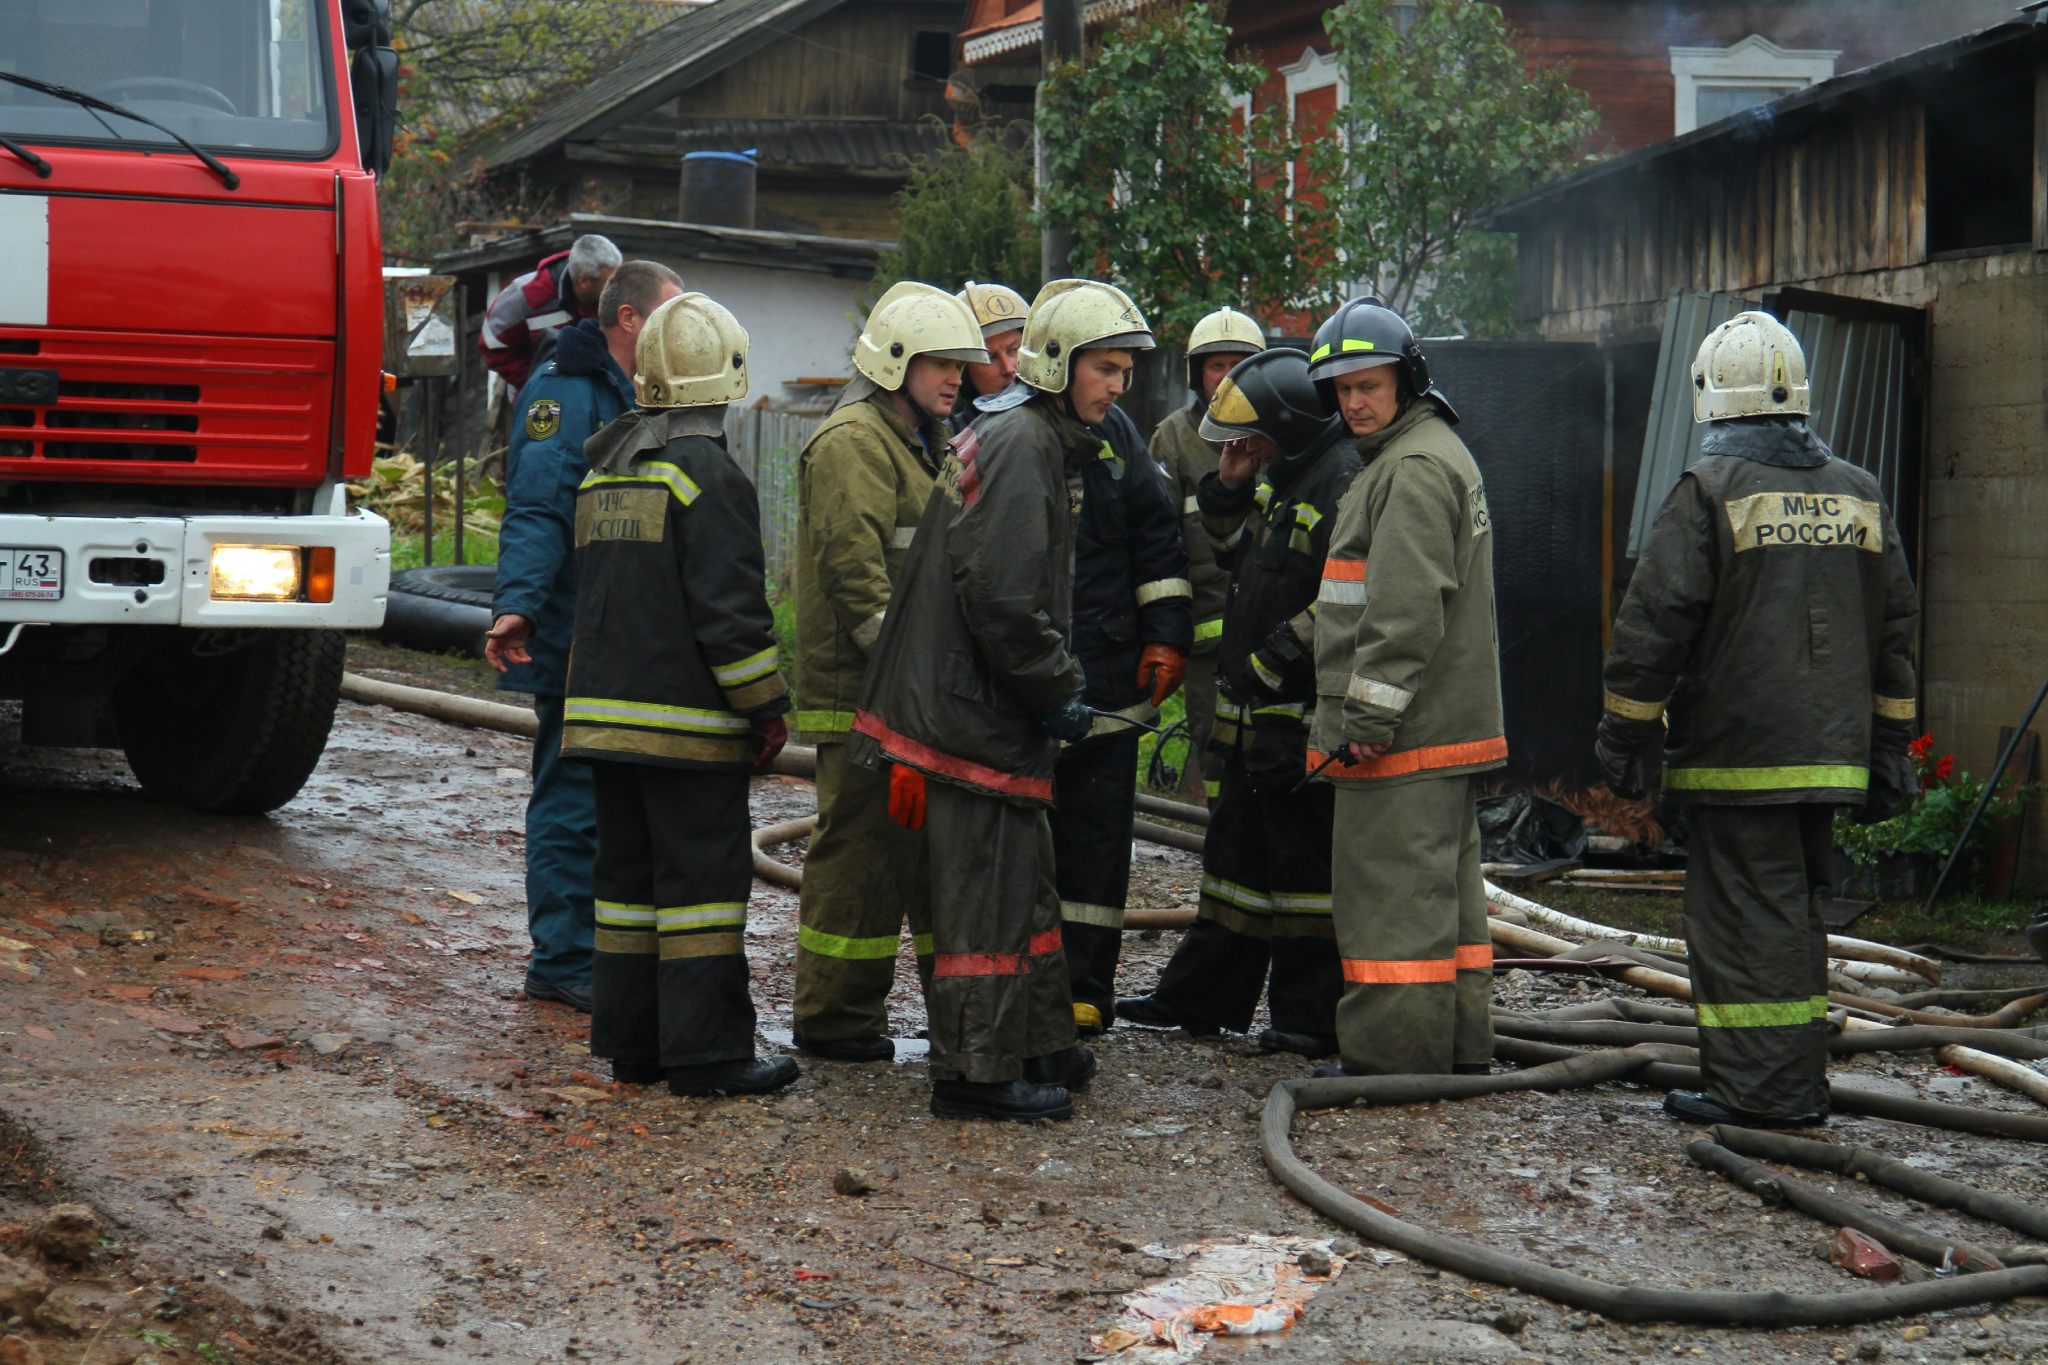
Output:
[1630, 291, 1912, 555]
[482, 0, 844, 170]
[674, 119, 949, 171]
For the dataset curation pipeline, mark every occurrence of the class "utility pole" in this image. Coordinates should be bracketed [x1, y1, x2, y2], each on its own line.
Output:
[1039, 0, 1084, 283]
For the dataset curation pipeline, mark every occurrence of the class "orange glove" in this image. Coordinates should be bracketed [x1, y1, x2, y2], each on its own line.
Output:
[751, 715, 787, 772]
[1136, 643, 1188, 707]
[888, 764, 927, 831]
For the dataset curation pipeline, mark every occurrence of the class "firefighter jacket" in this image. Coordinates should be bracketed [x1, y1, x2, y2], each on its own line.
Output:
[849, 390, 1093, 806]
[493, 320, 633, 697]
[560, 407, 790, 772]
[1200, 425, 1361, 787]
[479, 249, 598, 391]
[1309, 399, 1506, 788]
[793, 383, 948, 738]
[1148, 400, 1232, 653]
[1068, 404, 1193, 736]
[1601, 417, 1918, 806]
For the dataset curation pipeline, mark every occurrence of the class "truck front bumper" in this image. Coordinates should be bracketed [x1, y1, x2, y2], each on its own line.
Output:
[0, 510, 390, 629]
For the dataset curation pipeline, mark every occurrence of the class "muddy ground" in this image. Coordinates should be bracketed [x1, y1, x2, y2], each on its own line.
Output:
[0, 646, 2040, 1363]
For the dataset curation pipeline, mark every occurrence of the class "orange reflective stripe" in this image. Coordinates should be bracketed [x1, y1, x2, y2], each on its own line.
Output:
[1455, 943, 1493, 969]
[1322, 557, 1366, 581]
[1342, 957, 1457, 984]
[1307, 735, 1508, 781]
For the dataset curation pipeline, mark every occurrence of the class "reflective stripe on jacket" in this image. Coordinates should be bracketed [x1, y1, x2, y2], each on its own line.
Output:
[561, 408, 789, 771]
[1148, 401, 1231, 650]
[1309, 400, 1505, 787]
[793, 388, 945, 737]
[1603, 420, 1919, 805]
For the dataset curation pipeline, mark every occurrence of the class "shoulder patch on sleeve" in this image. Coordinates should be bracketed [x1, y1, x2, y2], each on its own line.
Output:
[525, 398, 563, 441]
[1469, 482, 1491, 535]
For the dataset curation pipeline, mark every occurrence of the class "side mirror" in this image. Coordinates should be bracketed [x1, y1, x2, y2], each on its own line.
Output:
[342, 0, 392, 50]
[351, 45, 398, 177]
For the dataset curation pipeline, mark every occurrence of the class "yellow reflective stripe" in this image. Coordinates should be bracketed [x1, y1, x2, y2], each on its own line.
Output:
[1874, 694, 1916, 720]
[1201, 873, 1273, 912]
[797, 924, 899, 960]
[1136, 577, 1193, 605]
[1203, 780, 1221, 798]
[1182, 495, 1200, 515]
[1293, 503, 1323, 530]
[660, 904, 746, 931]
[596, 900, 656, 926]
[912, 933, 934, 956]
[1251, 654, 1285, 692]
[1194, 617, 1224, 642]
[1665, 764, 1868, 792]
[580, 460, 702, 507]
[711, 646, 779, 686]
[1272, 892, 1332, 913]
[1696, 996, 1830, 1029]
[1604, 690, 1667, 722]
[1343, 338, 1376, 352]
[564, 698, 750, 733]
[796, 710, 856, 732]
[1310, 343, 1331, 362]
[1253, 702, 1306, 718]
[1060, 901, 1124, 928]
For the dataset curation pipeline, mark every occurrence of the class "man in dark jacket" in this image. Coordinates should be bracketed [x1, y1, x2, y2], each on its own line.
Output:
[561, 291, 797, 1099]
[851, 280, 1155, 1123]
[1599, 311, 1919, 1128]
[1119, 349, 1358, 1055]
[479, 234, 622, 393]
[486, 261, 683, 1013]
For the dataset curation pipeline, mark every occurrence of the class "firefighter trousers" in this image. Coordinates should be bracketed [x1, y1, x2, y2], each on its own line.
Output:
[1684, 803, 1834, 1121]
[1181, 646, 1223, 801]
[792, 742, 932, 1043]
[1051, 733, 1140, 1020]
[588, 761, 758, 1070]
[1144, 744, 1341, 1036]
[1332, 774, 1493, 1075]
[923, 779, 1076, 1082]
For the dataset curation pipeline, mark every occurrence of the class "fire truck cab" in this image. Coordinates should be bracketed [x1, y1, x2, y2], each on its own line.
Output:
[0, 0, 397, 812]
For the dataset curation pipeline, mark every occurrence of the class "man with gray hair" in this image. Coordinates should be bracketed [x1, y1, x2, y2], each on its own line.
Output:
[480, 232, 623, 393]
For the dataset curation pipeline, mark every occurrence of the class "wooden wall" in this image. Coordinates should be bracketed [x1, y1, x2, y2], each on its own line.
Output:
[1513, 100, 1928, 326]
[673, 0, 960, 123]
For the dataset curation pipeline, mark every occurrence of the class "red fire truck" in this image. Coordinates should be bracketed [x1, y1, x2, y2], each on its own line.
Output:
[0, 0, 399, 812]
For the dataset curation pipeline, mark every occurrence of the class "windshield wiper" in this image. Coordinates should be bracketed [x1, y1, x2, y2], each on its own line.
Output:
[0, 135, 51, 179]
[0, 72, 238, 190]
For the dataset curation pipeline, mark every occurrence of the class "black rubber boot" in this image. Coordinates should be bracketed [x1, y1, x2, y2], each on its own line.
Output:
[1257, 1029, 1338, 1058]
[523, 974, 592, 1014]
[611, 1060, 665, 1085]
[1023, 1045, 1096, 1091]
[930, 1078, 1073, 1122]
[667, 1056, 800, 1098]
[794, 1034, 895, 1063]
[1115, 994, 1221, 1035]
[1663, 1090, 1826, 1128]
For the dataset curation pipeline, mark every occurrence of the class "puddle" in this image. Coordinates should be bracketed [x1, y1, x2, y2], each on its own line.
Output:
[759, 1028, 930, 1063]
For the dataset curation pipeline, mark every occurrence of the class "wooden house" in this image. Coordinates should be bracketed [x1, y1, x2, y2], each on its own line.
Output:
[1486, 11, 2048, 880]
[478, 0, 966, 239]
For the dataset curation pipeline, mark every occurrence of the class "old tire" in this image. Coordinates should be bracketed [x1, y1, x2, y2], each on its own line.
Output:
[381, 565, 496, 658]
[113, 628, 345, 814]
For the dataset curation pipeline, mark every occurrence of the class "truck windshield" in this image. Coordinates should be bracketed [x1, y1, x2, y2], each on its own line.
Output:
[0, 0, 333, 157]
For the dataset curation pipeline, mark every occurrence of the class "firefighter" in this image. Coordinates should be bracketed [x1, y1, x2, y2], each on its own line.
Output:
[479, 233, 623, 393]
[1599, 311, 1919, 1128]
[791, 283, 988, 1063]
[850, 279, 1156, 1122]
[1118, 348, 1359, 1054]
[486, 261, 684, 1014]
[561, 292, 798, 1098]
[1303, 299, 1504, 1079]
[1148, 307, 1266, 803]
[954, 280, 1030, 417]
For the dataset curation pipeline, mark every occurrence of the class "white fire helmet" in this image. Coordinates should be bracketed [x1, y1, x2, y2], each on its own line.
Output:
[854, 282, 989, 391]
[1691, 310, 1810, 422]
[635, 292, 750, 408]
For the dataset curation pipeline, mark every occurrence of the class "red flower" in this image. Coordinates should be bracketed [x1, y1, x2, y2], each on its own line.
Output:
[1935, 755, 1955, 781]
[1907, 734, 1933, 759]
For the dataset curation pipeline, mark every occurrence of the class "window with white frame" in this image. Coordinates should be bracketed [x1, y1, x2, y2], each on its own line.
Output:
[1669, 34, 1838, 135]
[1277, 46, 1345, 203]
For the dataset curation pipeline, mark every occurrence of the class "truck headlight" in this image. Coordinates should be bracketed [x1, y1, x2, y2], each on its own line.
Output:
[209, 545, 302, 601]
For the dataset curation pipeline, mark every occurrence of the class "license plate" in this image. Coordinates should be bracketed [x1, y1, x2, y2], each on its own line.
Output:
[0, 369, 58, 406]
[0, 548, 62, 600]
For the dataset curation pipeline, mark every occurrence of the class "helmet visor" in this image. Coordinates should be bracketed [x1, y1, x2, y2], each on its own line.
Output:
[1198, 413, 1253, 443]
[1311, 352, 1399, 381]
[1079, 330, 1156, 354]
[979, 318, 1026, 339]
[923, 345, 993, 365]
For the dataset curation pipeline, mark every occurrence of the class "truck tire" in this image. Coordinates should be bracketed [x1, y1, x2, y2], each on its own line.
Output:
[381, 565, 496, 658]
[113, 628, 346, 815]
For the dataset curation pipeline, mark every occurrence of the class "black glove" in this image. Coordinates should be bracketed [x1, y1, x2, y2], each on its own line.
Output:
[1857, 718, 1920, 825]
[1594, 714, 1662, 801]
[1222, 622, 1313, 705]
[1040, 695, 1094, 743]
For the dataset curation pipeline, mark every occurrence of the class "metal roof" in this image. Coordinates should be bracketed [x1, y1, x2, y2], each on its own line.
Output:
[674, 117, 951, 170]
[430, 213, 894, 283]
[479, 0, 848, 171]
[1482, 13, 2043, 229]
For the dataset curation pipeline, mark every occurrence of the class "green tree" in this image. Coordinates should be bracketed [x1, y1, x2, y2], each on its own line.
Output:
[868, 127, 1041, 301]
[1036, 3, 1301, 342]
[1307, 0, 1596, 334]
